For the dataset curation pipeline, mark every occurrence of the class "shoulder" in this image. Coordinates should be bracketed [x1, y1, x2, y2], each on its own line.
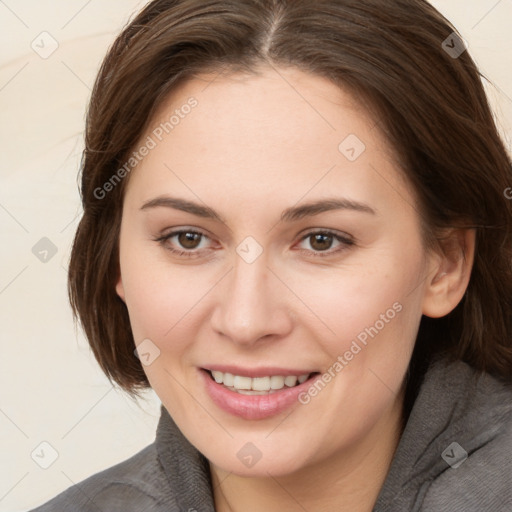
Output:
[29, 442, 179, 512]
[375, 358, 512, 512]
[421, 359, 512, 511]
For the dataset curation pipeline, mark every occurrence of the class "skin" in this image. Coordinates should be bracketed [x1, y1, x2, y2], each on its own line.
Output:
[115, 65, 475, 511]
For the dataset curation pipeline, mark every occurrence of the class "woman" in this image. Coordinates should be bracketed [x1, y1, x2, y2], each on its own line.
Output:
[30, 0, 512, 510]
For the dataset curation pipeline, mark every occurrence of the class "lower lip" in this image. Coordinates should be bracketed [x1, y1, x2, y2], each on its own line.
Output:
[199, 369, 321, 420]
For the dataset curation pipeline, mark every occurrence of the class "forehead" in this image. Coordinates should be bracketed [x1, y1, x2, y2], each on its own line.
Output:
[124, 65, 415, 216]
[155, 65, 382, 156]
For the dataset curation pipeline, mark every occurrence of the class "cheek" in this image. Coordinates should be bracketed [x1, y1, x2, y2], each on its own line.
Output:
[291, 262, 410, 343]
[119, 256, 205, 404]
[287, 249, 423, 389]
[119, 251, 215, 353]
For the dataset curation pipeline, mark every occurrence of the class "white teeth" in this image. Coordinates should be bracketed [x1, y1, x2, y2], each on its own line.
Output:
[223, 372, 234, 387]
[284, 375, 297, 387]
[233, 375, 252, 390]
[270, 375, 285, 389]
[209, 370, 312, 392]
[252, 376, 271, 391]
[212, 370, 223, 384]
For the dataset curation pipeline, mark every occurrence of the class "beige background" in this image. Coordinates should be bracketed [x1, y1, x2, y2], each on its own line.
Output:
[1, 1, 511, 510]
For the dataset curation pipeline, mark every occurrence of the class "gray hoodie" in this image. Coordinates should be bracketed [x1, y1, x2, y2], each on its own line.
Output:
[29, 358, 512, 511]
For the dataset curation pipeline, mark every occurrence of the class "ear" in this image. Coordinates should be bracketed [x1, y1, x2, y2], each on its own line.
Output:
[421, 228, 476, 318]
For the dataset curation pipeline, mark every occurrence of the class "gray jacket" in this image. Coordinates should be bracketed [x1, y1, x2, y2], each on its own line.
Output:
[29, 358, 512, 511]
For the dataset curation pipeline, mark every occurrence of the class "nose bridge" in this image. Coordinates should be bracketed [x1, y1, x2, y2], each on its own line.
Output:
[211, 245, 291, 344]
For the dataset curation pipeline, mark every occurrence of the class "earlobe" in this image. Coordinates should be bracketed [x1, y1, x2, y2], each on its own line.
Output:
[421, 228, 476, 318]
[116, 275, 126, 303]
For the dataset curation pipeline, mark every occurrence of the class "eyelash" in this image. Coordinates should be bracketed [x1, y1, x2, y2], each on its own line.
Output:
[154, 228, 355, 259]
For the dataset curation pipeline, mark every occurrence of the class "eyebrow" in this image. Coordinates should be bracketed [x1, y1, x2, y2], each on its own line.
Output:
[140, 195, 376, 223]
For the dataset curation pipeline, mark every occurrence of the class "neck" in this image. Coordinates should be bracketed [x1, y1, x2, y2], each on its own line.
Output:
[210, 391, 405, 512]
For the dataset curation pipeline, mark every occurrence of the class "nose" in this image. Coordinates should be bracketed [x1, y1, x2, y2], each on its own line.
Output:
[210, 249, 293, 346]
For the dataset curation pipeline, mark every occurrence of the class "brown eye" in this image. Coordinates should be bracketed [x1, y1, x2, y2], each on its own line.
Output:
[308, 233, 334, 251]
[155, 229, 211, 258]
[177, 231, 203, 249]
[296, 230, 355, 258]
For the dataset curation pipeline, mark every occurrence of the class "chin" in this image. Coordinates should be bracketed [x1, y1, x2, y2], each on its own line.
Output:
[205, 439, 312, 478]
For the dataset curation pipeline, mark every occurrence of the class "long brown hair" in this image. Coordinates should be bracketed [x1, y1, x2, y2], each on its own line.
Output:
[68, 0, 512, 398]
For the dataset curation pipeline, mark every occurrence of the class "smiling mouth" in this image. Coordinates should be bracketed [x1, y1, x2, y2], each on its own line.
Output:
[203, 368, 321, 395]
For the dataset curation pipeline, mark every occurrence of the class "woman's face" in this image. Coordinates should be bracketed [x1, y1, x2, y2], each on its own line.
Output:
[116, 65, 438, 477]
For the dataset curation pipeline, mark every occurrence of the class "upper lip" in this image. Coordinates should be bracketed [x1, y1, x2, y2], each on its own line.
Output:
[202, 365, 318, 378]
